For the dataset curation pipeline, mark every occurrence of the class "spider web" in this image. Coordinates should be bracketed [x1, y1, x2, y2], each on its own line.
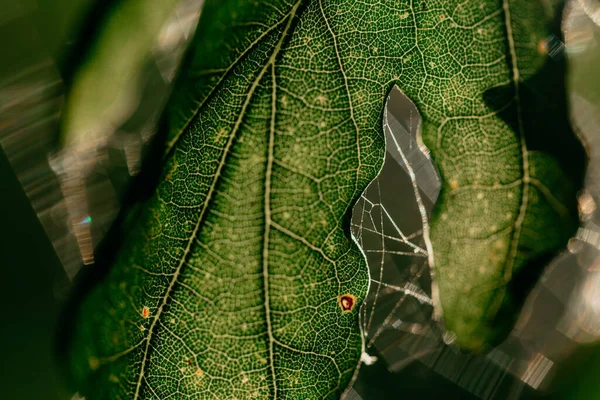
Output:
[345, 86, 539, 400]
[351, 85, 442, 371]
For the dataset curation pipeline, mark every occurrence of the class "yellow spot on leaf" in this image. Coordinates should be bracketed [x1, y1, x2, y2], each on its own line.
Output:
[88, 357, 100, 371]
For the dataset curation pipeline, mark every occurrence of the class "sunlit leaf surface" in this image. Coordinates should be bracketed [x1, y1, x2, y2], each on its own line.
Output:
[63, 0, 585, 398]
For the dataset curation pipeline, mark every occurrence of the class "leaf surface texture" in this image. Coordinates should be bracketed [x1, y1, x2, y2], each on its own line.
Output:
[65, 0, 585, 398]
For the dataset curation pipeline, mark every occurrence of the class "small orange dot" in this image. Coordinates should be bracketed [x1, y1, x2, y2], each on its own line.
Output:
[142, 306, 150, 318]
[195, 369, 203, 377]
[450, 180, 458, 190]
[538, 39, 548, 55]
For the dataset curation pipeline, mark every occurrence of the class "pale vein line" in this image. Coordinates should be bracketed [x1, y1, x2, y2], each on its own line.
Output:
[497, 0, 530, 311]
[369, 280, 433, 305]
[273, 338, 342, 388]
[94, 339, 146, 367]
[366, 263, 430, 347]
[132, 2, 302, 397]
[385, 104, 439, 318]
[350, 223, 423, 245]
[367, 290, 409, 348]
[164, 8, 292, 157]
[263, 61, 278, 398]
[365, 250, 427, 257]
[530, 178, 570, 218]
[271, 220, 336, 264]
[319, 0, 362, 189]
[366, 179, 384, 333]
[379, 204, 427, 253]
[358, 196, 368, 336]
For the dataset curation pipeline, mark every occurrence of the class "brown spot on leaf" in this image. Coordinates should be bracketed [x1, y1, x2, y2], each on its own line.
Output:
[142, 306, 150, 318]
[339, 294, 356, 312]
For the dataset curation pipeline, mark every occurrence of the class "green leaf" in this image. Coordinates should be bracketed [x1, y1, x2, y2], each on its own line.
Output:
[64, 1, 376, 398]
[62, 0, 585, 397]
[428, 0, 585, 351]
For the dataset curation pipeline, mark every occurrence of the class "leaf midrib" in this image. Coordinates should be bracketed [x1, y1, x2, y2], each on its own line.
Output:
[163, 5, 296, 159]
[130, 1, 535, 395]
[132, 2, 303, 398]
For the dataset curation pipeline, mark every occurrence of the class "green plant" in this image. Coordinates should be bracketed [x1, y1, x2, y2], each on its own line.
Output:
[61, 0, 585, 398]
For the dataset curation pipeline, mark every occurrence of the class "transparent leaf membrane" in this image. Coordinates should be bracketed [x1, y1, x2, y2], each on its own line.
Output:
[351, 85, 440, 367]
